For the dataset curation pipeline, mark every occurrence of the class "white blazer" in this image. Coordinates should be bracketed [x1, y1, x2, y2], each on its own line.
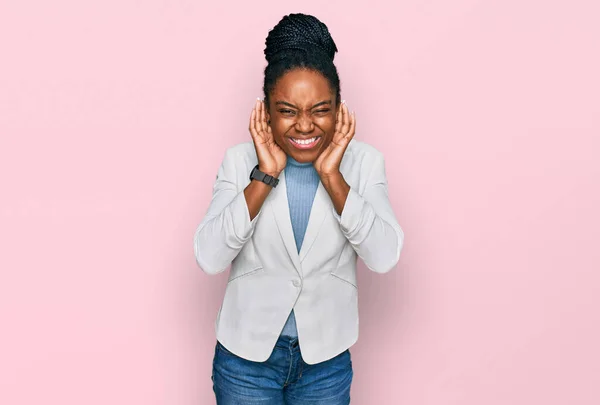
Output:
[194, 139, 404, 364]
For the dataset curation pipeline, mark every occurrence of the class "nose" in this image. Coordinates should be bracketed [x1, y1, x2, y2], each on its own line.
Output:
[294, 111, 314, 134]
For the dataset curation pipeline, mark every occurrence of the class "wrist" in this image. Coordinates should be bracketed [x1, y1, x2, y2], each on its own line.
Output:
[318, 169, 342, 181]
[258, 166, 281, 178]
[319, 172, 346, 190]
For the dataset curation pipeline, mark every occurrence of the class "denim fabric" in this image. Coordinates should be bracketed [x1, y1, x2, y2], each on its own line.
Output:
[211, 335, 353, 404]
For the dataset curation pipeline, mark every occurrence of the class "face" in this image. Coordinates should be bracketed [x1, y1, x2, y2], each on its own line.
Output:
[266, 69, 338, 163]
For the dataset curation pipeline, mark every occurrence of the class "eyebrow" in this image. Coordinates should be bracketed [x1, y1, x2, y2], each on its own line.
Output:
[275, 100, 332, 109]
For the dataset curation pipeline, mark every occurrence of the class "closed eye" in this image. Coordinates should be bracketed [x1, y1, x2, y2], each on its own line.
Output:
[313, 109, 331, 116]
[279, 109, 296, 116]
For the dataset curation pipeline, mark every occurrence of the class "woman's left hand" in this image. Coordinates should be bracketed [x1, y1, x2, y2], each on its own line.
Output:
[313, 101, 356, 179]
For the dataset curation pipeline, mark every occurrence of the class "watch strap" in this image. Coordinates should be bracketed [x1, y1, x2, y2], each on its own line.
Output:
[250, 165, 279, 188]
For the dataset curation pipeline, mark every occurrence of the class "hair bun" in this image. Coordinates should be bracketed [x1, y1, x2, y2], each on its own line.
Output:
[264, 13, 338, 63]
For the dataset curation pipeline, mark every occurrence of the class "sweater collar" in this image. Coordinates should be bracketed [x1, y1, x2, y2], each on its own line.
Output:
[286, 155, 314, 168]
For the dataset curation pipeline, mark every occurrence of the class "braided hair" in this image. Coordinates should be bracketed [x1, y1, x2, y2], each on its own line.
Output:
[263, 13, 341, 109]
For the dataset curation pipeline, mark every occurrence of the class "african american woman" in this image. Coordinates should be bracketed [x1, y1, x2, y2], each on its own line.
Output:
[194, 13, 405, 405]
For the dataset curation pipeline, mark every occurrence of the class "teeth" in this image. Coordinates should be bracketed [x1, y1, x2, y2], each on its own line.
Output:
[291, 137, 317, 145]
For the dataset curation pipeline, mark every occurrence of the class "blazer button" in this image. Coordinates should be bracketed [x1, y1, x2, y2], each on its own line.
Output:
[292, 279, 301, 287]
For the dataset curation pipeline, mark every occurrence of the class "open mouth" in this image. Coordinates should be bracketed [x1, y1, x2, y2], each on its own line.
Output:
[288, 136, 321, 150]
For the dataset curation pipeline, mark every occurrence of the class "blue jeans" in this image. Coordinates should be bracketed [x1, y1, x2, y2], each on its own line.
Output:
[211, 335, 353, 404]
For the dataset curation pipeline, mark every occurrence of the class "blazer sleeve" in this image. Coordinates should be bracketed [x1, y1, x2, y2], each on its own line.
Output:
[333, 151, 405, 273]
[193, 147, 261, 275]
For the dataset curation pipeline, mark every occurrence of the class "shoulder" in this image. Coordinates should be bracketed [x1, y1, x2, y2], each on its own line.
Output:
[221, 141, 258, 169]
[340, 140, 389, 190]
[343, 139, 385, 168]
[223, 141, 257, 160]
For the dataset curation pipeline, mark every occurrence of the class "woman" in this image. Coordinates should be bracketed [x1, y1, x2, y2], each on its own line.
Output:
[194, 13, 404, 404]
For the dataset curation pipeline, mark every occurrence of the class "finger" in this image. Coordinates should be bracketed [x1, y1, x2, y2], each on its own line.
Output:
[249, 107, 259, 140]
[251, 99, 260, 127]
[250, 102, 258, 127]
[340, 102, 350, 134]
[257, 100, 263, 132]
[335, 103, 343, 133]
[333, 103, 347, 144]
[332, 104, 346, 144]
[259, 100, 268, 134]
[261, 101, 273, 142]
[346, 111, 356, 141]
[266, 106, 273, 134]
[250, 103, 264, 142]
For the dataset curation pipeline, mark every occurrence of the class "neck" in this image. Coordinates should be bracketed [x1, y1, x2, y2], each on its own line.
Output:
[287, 155, 313, 167]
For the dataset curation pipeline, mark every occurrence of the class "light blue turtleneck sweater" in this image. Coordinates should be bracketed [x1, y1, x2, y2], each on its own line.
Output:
[279, 155, 321, 337]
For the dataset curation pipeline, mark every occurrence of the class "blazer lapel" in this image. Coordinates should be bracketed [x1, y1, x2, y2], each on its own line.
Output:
[268, 170, 303, 276]
[298, 181, 329, 262]
[298, 144, 353, 263]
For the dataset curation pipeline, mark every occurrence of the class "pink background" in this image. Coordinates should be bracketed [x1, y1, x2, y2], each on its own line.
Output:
[1, 1, 599, 404]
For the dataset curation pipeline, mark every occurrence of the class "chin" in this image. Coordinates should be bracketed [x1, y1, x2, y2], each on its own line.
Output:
[288, 149, 320, 163]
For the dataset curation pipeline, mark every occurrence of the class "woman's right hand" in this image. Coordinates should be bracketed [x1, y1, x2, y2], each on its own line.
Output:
[249, 99, 287, 177]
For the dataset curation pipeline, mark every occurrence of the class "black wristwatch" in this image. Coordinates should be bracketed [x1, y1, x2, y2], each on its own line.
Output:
[249, 165, 279, 188]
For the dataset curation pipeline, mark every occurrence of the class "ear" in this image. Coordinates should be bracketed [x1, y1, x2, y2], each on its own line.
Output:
[265, 110, 271, 124]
